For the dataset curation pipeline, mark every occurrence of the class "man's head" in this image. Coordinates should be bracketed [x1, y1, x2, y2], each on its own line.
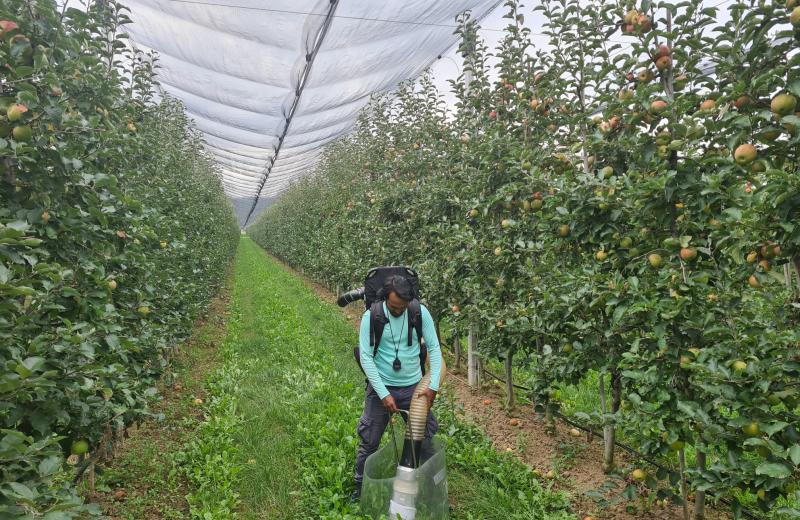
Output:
[383, 275, 413, 317]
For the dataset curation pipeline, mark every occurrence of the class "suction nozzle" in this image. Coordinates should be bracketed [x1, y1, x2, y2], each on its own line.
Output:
[337, 287, 365, 307]
[389, 373, 433, 519]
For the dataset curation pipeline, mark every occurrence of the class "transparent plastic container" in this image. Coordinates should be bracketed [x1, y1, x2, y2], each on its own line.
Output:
[360, 423, 448, 520]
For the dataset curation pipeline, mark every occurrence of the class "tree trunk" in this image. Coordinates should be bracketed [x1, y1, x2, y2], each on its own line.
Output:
[694, 449, 706, 520]
[88, 462, 95, 493]
[679, 449, 691, 520]
[599, 372, 614, 473]
[505, 348, 515, 409]
[467, 323, 479, 388]
[544, 400, 556, 434]
[793, 255, 800, 293]
[611, 369, 622, 413]
[605, 369, 622, 473]
[453, 331, 462, 373]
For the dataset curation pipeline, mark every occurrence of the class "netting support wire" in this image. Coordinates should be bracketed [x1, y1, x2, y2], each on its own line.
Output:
[477, 365, 762, 520]
[242, 1, 503, 210]
[242, 0, 340, 227]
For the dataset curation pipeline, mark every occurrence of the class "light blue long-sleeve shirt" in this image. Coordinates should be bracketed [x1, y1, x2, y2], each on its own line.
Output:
[359, 301, 441, 400]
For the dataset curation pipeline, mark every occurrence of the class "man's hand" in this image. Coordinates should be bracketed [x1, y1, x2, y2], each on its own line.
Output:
[382, 395, 399, 414]
[417, 388, 437, 408]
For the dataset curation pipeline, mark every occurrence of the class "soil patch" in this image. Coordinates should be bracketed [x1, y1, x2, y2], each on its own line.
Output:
[84, 272, 233, 520]
[444, 370, 730, 519]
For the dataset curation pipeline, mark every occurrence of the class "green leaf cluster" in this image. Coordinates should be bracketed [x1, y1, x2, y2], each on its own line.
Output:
[0, 0, 238, 515]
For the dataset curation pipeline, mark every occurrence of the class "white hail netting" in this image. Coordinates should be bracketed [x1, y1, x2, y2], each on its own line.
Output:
[123, 0, 502, 225]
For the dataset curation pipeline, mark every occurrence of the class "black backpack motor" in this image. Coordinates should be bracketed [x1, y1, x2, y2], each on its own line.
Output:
[337, 266, 427, 375]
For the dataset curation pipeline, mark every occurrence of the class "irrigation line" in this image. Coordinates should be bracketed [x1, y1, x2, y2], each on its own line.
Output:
[481, 366, 667, 466]
[162, 0, 508, 32]
[481, 366, 531, 391]
[477, 366, 763, 520]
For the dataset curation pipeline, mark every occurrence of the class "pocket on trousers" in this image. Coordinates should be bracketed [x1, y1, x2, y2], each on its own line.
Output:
[357, 416, 373, 443]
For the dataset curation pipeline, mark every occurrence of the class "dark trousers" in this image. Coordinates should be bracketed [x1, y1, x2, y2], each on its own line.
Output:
[354, 382, 438, 484]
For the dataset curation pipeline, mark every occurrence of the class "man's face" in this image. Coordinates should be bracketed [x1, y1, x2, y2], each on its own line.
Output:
[386, 291, 410, 317]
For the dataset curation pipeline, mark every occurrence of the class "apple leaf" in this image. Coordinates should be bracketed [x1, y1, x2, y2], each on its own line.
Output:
[781, 115, 800, 128]
[730, 500, 742, 518]
[722, 208, 742, 222]
[38, 456, 61, 477]
[762, 421, 788, 437]
[773, 507, 800, 517]
[788, 79, 800, 98]
[8, 482, 35, 500]
[622, 484, 638, 500]
[7, 220, 30, 232]
[727, 133, 744, 155]
[755, 462, 791, 479]
[789, 445, 800, 466]
[105, 335, 120, 349]
[22, 357, 45, 372]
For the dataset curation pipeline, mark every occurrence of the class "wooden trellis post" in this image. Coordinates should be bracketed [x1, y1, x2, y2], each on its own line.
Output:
[467, 323, 480, 388]
[453, 331, 462, 372]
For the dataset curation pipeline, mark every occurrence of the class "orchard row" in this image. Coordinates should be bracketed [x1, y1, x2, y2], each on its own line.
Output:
[250, 1, 800, 517]
[0, 1, 237, 516]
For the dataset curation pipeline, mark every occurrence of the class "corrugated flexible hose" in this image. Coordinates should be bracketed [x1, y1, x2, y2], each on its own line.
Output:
[389, 356, 447, 520]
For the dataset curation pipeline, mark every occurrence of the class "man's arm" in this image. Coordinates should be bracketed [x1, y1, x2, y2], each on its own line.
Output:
[359, 311, 390, 400]
[421, 305, 442, 392]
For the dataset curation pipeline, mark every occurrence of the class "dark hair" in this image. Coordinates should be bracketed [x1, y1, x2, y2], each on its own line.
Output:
[382, 275, 413, 301]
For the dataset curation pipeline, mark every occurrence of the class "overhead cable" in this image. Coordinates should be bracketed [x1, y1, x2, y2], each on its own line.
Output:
[163, 0, 509, 32]
[242, 0, 341, 226]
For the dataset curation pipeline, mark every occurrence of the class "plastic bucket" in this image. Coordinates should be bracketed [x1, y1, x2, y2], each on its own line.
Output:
[361, 426, 448, 520]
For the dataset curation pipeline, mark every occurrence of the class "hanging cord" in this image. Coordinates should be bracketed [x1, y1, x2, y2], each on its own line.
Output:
[386, 308, 407, 370]
[238, 2, 506, 220]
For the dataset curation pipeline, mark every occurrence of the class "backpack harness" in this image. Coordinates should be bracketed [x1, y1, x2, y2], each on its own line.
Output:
[367, 298, 427, 376]
[349, 265, 428, 376]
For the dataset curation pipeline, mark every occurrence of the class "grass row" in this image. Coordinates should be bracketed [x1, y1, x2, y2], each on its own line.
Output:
[230, 237, 574, 519]
[172, 336, 246, 519]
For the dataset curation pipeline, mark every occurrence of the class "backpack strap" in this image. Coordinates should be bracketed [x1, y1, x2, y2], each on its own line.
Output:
[407, 300, 427, 375]
[369, 299, 427, 374]
[406, 300, 423, 346]
[369, 301, 388, 358]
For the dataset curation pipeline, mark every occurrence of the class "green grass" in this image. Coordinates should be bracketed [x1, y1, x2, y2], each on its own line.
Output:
[173, 345, 245, 519]
[230, 237, 574, 519]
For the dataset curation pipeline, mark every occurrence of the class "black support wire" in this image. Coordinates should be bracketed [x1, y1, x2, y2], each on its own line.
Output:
[162, 0, 735, 36]
[477, 366, 763, 520]
[242, 0, 340, 227]
[164, 0, 510, 32]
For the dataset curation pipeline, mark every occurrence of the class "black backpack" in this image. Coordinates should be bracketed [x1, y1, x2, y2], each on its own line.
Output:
[338, 266, 428, 376]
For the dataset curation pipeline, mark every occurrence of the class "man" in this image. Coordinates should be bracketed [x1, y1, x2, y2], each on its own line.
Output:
[352, 275, 442, 501]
